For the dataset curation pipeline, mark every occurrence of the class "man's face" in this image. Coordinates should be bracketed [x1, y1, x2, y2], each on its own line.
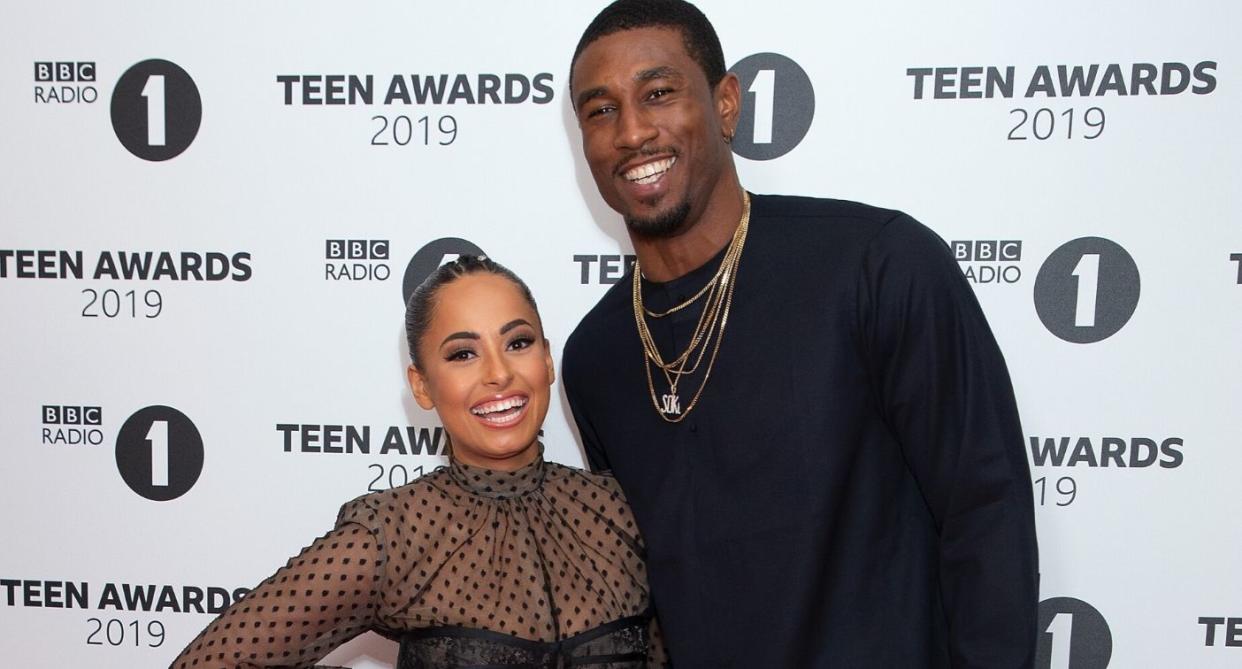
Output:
[572, 27, 736, 237]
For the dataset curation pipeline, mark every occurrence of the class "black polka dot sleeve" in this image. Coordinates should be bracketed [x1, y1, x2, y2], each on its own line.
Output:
[168, 516, 385, 669]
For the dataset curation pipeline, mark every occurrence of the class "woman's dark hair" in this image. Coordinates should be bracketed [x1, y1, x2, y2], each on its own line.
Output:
[404, 255, 539, 369]
[570, 0, 727, 97]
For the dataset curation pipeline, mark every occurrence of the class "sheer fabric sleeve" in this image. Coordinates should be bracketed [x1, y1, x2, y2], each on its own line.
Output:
[169, 499, 387, 669]
[646, 614, 670, 668]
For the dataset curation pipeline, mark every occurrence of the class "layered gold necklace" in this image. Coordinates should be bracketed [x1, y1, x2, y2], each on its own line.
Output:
[632, 192, 751, 422]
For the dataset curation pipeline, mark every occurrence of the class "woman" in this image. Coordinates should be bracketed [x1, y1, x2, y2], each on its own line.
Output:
[171, 256, 661, 668]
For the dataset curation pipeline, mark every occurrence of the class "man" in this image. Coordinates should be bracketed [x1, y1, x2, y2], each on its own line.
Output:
[561, 1, 1039, 667]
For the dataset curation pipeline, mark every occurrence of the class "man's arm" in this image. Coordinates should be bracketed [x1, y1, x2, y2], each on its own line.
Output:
[858, 213, 1039, 668]
[562, 333, 612, 473]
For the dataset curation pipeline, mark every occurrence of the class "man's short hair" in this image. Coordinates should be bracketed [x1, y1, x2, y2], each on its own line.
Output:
[571, 0, 727, 90]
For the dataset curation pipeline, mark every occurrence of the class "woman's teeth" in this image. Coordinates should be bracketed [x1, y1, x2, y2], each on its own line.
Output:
[471, 397, 528, 424]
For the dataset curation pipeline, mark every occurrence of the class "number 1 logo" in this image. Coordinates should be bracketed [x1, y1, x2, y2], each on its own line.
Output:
[1034, 237, 1140, 343]
[110, 59, 201, 161]
[1036, 597, 1112, 669]
[729, 53, 815, 161]
[116, 406, 204, 501]
[402, 238, 487, 307]
[1044, 612, 1073, 669]
[146, 420, 169, 487]
[748, 69, 775, 145]
[1071, 254, 1101, 327]
[141, 75, 167, 147]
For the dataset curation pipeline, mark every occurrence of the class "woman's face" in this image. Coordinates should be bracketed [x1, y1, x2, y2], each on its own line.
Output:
[408, 272, 553, 471]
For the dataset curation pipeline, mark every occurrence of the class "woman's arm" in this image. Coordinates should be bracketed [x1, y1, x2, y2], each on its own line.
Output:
[169, 522, 384, 669]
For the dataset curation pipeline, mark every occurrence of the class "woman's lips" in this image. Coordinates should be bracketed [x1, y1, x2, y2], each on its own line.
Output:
[470, 394, 529, 428]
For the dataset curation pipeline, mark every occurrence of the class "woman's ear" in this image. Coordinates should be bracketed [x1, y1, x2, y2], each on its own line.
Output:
[544, 339, 556, 385]
[408, 364, 435, 410]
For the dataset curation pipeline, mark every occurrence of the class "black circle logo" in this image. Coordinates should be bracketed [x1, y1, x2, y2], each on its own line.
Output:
[1036, 597, 1112, 669]
[401, 237, 486, 305]
[110, 59, 202, 161]
[729, 53, 815, 161]
[115, 405, 204, 501]
[1034, 237, 1140, 343]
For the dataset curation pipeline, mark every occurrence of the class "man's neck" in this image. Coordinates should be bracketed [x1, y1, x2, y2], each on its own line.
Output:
[631, 178, 746, 283]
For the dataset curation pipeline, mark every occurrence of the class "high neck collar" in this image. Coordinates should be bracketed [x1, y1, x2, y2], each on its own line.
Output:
[447, 445, 546, 499]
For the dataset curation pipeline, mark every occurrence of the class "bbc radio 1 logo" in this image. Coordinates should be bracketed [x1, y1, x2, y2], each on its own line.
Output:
[1034, 237, 1140, 343]
[401, 237, 486, 305]
[39, 403, 203, 499]
[729, 53, 814, 160]
[34, 62, 97, 104]
[326, 240, 390, 281]
[952, 240, 1023, 285]
[115, 405, 204, 501]
[110, 59, 202, 161]
[1037, 597, 1112, 669]
[42, 405, 104, 445]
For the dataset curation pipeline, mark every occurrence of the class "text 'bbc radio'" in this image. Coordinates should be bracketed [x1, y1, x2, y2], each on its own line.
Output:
[326, 239, 389, 281]
[34, 61, 97, 104]
[42, 405, 104, 446]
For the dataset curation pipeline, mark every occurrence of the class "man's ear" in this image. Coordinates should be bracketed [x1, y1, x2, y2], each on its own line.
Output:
[408, 364, 435, 410]
[715, 72, 742, 138]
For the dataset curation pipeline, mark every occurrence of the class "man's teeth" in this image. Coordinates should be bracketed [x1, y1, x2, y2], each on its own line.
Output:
[624, 157, 676, 184]
[471, 397, 528, 416]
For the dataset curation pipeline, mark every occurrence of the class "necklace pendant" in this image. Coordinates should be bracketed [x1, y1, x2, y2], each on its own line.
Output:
[660, 393, 682, 416]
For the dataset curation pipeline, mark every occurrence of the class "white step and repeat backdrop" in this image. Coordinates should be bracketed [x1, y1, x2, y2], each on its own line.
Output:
[2, 1, 1239, 667]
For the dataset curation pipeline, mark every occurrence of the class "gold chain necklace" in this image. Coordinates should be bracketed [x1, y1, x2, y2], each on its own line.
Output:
[632, 192, 750, 422]
[633, 194, 749, 371]
[642, 256, 728, 318]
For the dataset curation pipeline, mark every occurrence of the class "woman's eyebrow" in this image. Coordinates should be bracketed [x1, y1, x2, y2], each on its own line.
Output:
[439, 330, 479, 347]
[500, 319, 533, 335]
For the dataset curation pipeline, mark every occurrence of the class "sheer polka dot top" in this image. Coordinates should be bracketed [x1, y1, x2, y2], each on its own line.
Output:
[170, 448, 653, 668]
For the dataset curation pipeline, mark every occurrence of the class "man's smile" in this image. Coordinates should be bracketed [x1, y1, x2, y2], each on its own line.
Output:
[622, 156, 677, 184]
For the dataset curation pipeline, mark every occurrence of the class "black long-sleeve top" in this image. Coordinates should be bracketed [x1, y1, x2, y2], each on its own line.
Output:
[562, 194, 1038, 668]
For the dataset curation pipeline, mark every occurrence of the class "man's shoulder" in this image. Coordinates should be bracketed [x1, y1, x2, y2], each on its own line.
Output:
[751, 192, 904, 227]
[751, 193, 946, 256]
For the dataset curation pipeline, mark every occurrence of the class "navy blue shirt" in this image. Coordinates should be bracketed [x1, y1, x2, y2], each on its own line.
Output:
[563, 194, 1038, 668]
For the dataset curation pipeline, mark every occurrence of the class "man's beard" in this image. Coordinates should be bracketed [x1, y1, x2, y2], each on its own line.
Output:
[624, 199, 692, 239]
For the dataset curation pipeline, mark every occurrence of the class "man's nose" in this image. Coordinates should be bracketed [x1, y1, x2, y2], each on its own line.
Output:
[614, 104, 659, 151]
